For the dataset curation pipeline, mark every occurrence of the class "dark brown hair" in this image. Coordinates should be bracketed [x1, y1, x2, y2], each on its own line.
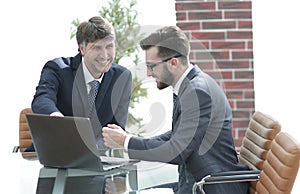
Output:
[140, 26, 190, 64]
[76, 16, 115, 46]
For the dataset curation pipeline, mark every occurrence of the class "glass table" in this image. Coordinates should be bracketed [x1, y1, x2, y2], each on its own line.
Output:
[8, 153, 178, 193]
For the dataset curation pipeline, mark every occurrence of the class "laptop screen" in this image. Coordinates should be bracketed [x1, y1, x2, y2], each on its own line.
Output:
[26, 114, 104, 171]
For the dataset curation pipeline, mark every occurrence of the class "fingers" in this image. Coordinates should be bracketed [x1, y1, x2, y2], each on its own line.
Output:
[102, 129, 113, 147]
[102, 124, 126, 149]
[105, 177, 127, 194]
[106, 123, 120, 129]
[102, 126, 111, 133]
[105, 178, 116, 194]
[102, 127, 122, 148]
[102, 124, 124, 134]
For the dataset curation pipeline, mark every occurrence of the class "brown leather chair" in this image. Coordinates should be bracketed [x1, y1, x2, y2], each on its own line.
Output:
[192, 111, 283, 194]
[193, 131, 300, 194]
[13, 108, 37, 159]
[19, 108, 33, 152]
[238, 111, 281, 193]
[256, 132, 300, 194]
[239, 111, 281, 169]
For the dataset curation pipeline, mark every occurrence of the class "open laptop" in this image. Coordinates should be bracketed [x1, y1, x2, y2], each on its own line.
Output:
[25, 113, 139, 172]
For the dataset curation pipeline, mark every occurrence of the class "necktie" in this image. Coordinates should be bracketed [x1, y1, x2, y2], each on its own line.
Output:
[173, 93, 178, 114]
[88, 80, 100, 115]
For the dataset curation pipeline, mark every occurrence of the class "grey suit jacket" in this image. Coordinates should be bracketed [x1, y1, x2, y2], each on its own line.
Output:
[127, 65, 249, 193]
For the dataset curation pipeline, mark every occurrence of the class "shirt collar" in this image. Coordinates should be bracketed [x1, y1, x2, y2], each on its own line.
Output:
[82, 58, 104, 85]
[173, 63, 194, 95]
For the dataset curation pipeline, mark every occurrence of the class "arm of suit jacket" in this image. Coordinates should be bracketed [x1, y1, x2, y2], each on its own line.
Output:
[127, 86, 212, 165]
[149, 131, 172, 141]
[32, 60, 63, 114]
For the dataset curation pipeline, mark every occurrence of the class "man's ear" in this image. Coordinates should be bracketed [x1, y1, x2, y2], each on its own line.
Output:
[170, 57, 180, 69]
[78, 44, 85, 55]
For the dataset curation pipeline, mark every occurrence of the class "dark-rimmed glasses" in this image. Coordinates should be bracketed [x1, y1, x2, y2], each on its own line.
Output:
[146, 54, 182, 71]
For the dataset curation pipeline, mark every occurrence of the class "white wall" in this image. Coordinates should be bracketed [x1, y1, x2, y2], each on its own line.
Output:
[252, 1, 300, 193]
[252, 1, 300, 140]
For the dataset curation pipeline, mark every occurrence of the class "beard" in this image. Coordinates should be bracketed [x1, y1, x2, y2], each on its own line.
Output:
[157, 81, 169, 90]
[156, 66, 174, 90]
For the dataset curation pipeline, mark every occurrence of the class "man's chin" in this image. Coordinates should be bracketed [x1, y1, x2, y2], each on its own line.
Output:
[157, 82, 169, 90]
[98, 63, 112, 73]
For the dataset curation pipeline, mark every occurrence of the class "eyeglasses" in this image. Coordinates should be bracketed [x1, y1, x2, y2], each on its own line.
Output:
[146, 54, 182, 71]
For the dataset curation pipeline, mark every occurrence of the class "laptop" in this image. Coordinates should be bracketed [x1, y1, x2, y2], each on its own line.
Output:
[25, 113, 139, 172]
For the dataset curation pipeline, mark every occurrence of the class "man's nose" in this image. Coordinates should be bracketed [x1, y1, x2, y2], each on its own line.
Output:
[146, 67, 153, 77]
[98, 49, 108, 59]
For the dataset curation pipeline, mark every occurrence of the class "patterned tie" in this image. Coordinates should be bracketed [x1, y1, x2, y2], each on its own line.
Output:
[173, 93, 178, 114]
[88, 80, 100, 115]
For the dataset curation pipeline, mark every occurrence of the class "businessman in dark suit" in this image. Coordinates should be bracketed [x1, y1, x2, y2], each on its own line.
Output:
[103, 26, 249, 193]
[29, 16, 132, 151]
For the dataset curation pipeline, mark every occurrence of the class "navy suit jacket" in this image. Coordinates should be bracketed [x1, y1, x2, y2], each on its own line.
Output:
[31, 53, 132, 148]
[127, 65, 249, 193]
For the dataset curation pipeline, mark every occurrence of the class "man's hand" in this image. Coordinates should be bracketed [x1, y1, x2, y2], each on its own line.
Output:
[102, 124, 127, 148]
[105, 176, 127, 194]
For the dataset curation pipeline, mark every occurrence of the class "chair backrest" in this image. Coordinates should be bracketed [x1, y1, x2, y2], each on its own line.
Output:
[256, 132, 300, 194]
[19, 108, 33, 152]
[238, 111, 281, 193]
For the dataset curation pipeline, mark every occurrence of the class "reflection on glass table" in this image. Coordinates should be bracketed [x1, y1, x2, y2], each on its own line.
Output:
[36, 169, 129, 194]
[9, 152, 178, 194]
[35, 162, 137, 194]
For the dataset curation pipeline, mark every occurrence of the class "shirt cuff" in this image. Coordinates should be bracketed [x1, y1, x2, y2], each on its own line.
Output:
[124, 134, 132, 151]
[50, 112, 64, 117]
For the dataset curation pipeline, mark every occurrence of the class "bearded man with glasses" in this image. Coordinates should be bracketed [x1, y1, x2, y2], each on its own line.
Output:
[103, 26, 249, 194]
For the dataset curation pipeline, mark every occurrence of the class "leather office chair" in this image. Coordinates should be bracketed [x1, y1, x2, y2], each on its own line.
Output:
[256, 132, 300, 193]
[192, 111, 282, 194]
[13, 108, 37, 159]
[193, 131, 300, 194]
[238, 111, 281, 193]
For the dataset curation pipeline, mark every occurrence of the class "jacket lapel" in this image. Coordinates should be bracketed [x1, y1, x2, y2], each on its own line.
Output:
[173, 66, 200, 119]
[72, 63, 90, 116]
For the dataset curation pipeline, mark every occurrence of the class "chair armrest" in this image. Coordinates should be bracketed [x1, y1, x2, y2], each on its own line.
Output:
[203, 173, 260, 183]
[21, 152, 38, 160]
[12, 146, 19, 153]
[193, 170, 260, 194]
[12, 145, 38, 160]
[210, 170, 260, 176]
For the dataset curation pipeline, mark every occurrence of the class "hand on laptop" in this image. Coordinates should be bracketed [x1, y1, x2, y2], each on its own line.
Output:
[103, 124, 127, 148]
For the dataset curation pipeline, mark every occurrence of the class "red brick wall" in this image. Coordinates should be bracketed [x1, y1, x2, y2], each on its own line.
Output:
[175, 0, 254, 148]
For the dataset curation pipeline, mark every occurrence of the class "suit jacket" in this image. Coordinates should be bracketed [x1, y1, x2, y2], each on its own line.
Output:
[31, 53, 132, 148]
[127, 65, 249, 193]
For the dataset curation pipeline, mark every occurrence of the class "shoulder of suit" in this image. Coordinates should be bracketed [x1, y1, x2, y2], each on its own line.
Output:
[46, 54, 81, 70]
[110, 63, 131, 74]
[51, 57, 71, 68]
[111, 62, 127, 70]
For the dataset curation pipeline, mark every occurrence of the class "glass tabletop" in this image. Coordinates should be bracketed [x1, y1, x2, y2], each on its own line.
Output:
[7, 152, 178, 194]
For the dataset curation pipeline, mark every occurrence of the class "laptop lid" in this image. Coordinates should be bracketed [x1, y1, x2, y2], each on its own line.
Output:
[26, 114, 105, 171]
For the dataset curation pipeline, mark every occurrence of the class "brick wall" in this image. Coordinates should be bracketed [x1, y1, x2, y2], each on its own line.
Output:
[175, 0, 255, 148]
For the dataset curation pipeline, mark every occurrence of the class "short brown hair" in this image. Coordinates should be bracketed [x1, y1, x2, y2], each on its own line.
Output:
[140, 26, 190, 63]
[76, 16, 115, 46]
